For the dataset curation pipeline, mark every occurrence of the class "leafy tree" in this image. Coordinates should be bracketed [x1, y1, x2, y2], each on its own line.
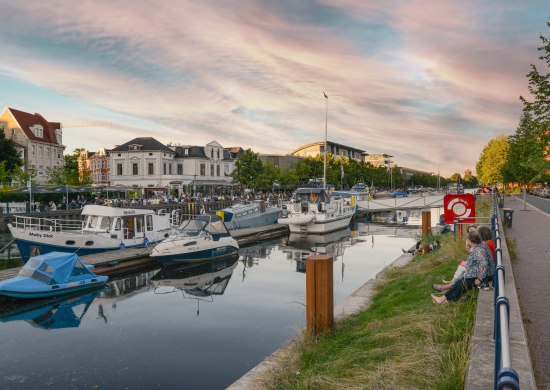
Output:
[64, 149, 81, 186]
[476, 135, 510, 185]
[11, 165, 36, 187]
[449, 173, 462, 183]
[278, 167, 299, 190]
[231, 149, 263, 191]
[46, 165, 68, 185]
[0, 129, 22, 174]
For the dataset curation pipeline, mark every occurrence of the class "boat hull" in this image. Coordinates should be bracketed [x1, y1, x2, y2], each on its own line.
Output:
[0, 282, 107, 299]
[151, 246, 239, 264]
[283, 214, 352, 234]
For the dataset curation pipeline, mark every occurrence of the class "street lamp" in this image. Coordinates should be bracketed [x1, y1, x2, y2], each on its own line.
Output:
[384, 154, 394, 190]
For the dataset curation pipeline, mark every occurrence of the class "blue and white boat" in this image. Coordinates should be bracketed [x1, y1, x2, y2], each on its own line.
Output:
[215, 200, 282, 230]
[0, 252, 108, 299]
[150, 215, 239, 264]
[8, 205, 176, 262]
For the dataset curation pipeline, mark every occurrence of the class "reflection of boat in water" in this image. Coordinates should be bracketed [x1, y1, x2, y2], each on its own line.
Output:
[215, 201, 282, 230]
[150, 255, 239, 298]
[0, 289, 102, 329]
[9, 205, 176, 262]
[278, 188, 354, 234]
[150, 215, 239, 264]
[282, 229, 353, 272]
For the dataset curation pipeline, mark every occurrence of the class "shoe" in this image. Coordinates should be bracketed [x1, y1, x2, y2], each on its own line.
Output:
[402, 248, 407, 253]
[432, 284, 444, 292]
[483, 285, 493, 291]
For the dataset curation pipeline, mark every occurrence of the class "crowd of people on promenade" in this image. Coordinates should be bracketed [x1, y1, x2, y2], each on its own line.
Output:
[26, 191, 287, 213]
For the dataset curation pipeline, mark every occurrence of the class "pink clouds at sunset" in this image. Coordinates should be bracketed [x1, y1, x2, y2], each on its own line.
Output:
[0, 0, 548, 176]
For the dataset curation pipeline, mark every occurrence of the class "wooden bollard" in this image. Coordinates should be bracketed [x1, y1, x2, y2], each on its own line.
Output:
[306, 254, 334, 334]
[422, 210, 431, 236]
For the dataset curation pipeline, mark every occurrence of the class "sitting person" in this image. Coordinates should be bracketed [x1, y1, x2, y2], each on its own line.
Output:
[476, 225, 496, 289]
[402, 241, 432, 255]
[432, 230, 490, 304]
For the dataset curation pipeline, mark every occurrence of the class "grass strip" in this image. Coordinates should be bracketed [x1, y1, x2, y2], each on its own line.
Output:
[263, 197, 491, 390]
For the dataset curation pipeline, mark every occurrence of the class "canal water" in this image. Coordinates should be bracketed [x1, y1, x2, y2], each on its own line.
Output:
[0, 220, 418, 389]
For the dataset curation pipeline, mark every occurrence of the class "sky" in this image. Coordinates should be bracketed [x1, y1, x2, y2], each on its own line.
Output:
[0, 1, 548, 177]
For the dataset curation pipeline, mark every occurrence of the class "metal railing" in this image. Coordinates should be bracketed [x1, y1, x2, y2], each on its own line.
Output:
[491, 194, 520, 390]
[11, 215, 85, 232]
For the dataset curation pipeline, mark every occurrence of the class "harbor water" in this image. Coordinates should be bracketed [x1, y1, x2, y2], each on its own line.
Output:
[0, 219, 419, 389]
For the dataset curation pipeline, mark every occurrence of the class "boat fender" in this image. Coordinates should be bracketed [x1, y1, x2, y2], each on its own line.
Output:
[143, 237, 149, 246]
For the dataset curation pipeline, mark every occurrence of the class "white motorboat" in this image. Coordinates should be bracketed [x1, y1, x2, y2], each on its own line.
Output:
[8, 205, 176, 262]
[150, 215, 239, 264]
[277, 187, 355, 234]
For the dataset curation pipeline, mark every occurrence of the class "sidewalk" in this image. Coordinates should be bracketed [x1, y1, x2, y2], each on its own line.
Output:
[504, 196, 550, 389]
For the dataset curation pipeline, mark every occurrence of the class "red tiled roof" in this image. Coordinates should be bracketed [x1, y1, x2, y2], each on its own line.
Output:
[7, 107, 62, 145]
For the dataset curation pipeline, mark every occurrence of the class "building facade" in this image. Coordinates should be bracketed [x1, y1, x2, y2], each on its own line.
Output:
[290, 140, 365, 162]
[78, 148, 111, 186]
[0, 107, 65, 184]
[108, 137, 236, 195]
[364, 153, 395, 168]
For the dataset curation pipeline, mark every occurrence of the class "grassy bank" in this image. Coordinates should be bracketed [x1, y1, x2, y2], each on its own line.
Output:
[263, 197, 492, 389]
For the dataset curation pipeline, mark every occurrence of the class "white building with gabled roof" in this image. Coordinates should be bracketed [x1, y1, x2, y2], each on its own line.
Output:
[0, 107, 66, 184]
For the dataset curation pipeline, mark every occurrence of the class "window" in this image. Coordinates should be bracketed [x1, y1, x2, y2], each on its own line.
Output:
[146, 215, 153, 231]
[184, 148, 189, 155]
[57, 151, 61, 159]
[148, 163, 154, 175]
[169, 164, 172, 175]
[31, 145, 35, 155]
[210, 149, 214, 158]
[149, 152, 153, 156]
[217, 150, 220, 159]
[210, 164, 214, 176]
[163, 163, 167, 175]
[132, 163, 138, 175]
[117, 164, 123, 175]
[177, 164, 183, 175]
[200, 163, 206, 176]
[216, 165, 220, 176]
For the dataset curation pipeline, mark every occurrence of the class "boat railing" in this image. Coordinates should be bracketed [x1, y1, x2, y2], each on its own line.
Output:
[11, 215, 85, 232]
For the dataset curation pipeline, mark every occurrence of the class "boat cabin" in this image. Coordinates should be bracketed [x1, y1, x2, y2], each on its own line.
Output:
[81, 205, 158, 240]
[292, 188, 331, 204]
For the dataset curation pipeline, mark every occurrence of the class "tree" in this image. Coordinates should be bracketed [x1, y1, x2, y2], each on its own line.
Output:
[231, 149, 263, 191]
[476, 135, 510, 185]
[449, 173, 462, 183]
[0, 129, 22, 174]
[46, 165, 68, 185]
[11, 165, 36, 186]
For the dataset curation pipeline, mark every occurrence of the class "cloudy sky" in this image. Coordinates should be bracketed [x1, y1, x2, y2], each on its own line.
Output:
[0, 1, 548, 177]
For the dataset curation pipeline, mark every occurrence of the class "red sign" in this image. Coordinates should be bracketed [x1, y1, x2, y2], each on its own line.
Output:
[444, 194, 476, 224]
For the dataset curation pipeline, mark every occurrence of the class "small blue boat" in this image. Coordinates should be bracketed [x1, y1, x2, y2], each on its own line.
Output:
[0, 252, 108, 299]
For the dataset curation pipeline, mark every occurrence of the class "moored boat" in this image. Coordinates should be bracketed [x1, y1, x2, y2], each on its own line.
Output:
[8, 205, 177, 262]
[215, 200, 282, 230]
[277, 187, 355, 234]
[0, 252, 108, 299]
[150, 215, 239, 264]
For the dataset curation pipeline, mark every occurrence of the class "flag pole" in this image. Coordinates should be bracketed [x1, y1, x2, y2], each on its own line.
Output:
[323, 92, 328, 190]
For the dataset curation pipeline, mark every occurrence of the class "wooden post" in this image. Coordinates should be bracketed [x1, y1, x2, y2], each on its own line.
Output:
[422, 210, 431, 236]
[306, 254, 334, 334]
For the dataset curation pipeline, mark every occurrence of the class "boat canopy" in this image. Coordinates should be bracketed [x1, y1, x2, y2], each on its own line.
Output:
[82, 205, 155, 217]
[18, 252, 95, 285]
[293, 188, 331, 203]
[178, 215, 231, 237]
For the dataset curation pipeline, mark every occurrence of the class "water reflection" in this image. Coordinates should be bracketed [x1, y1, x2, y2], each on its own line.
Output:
[0, 288, 103, 330]
[282, 228, 354, 273]
[150, 256, 239, 315]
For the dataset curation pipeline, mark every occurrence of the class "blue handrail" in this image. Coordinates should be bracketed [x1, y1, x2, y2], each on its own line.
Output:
[492, 193, 520, 390]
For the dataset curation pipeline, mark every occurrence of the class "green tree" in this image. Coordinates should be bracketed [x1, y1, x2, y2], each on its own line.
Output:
[11, 165, 36, 187]
[449, 173, 462, 183]
[476, 135, 510, 185]
[231, 149, 263, 191]
[46, 165, 68, 185]
[0, 129, 22, 174]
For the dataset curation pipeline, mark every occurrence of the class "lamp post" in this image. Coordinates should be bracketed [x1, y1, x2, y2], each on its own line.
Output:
[384, 154, 394, 191]
[323, 92, 328, 190]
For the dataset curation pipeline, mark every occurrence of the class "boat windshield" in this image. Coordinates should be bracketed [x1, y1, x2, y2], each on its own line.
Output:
[176, 219, 208, 236]
[18, 259, 56, 284]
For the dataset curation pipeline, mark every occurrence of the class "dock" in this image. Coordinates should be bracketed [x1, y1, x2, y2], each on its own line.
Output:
[0, 224, 290, 282]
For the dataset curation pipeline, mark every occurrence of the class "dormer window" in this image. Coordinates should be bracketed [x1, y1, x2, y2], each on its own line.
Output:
[184, 148, 189, 155]
[128, 144, 143, 151]
[217, 150, 220, 159]
[30, 125, 43, 138]
[210, 149, 214, 158]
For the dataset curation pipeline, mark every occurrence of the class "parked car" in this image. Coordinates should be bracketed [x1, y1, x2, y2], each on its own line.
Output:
[541, 188, 550, 198]
[391, 191, 408, 198]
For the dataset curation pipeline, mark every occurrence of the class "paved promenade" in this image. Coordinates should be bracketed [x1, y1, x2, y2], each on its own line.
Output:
[504, 195, 550, 389]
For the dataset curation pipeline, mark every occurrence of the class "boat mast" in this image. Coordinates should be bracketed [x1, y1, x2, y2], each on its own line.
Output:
[323, 92, 328, 190]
